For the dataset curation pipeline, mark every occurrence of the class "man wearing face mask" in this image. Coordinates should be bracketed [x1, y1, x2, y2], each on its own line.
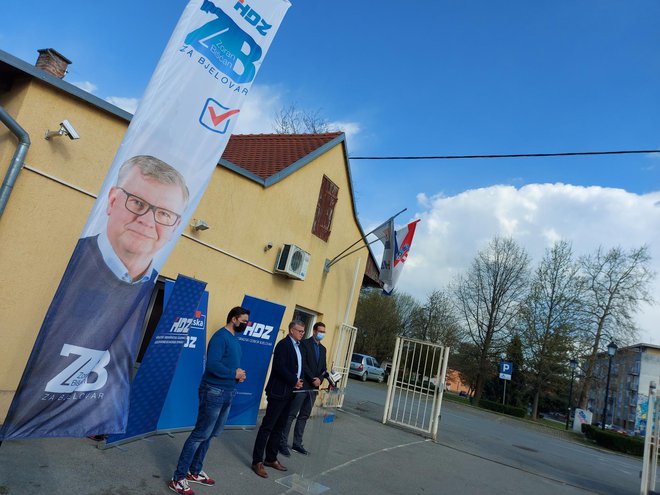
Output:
[280, 322, 328, 457]
[169, 307, 249, 495]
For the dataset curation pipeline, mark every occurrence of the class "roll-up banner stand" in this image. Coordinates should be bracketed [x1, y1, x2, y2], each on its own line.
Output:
[1, 0, 290, 441]
[227, 295, 285, 427]
[105, 275, 207, 447]
[157, 283, 208, 432]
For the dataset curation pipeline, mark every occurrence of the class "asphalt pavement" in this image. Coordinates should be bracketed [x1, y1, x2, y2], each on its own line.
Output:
[0, 382, 647, 495]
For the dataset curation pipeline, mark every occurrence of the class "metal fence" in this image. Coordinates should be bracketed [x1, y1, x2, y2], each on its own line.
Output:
[382, 336, 449, 441]
[330, 323, 357, 408]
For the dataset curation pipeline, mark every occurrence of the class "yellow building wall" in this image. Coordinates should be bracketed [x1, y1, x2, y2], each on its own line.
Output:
[0, 79, 367, 419]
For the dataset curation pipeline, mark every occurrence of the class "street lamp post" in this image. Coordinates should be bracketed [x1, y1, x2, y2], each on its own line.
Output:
[565, 358, 578, 430]
[601, 341, 618, 430]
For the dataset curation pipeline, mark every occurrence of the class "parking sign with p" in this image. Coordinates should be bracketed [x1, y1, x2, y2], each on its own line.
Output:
[499, 361, 513, 381]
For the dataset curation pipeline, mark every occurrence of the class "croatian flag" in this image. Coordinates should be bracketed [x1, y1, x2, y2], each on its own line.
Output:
[383, 220, 420, 295]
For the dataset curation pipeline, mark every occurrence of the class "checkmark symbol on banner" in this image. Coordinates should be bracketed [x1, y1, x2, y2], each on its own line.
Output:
[208, 106, 240, 127]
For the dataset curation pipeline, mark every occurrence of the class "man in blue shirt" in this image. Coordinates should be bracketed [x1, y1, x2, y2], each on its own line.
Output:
[169, 306, 249, 495]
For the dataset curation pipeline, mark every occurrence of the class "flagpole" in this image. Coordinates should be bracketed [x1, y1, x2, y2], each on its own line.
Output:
[326, 238, 382, 269]
[324, 208, 406, 272]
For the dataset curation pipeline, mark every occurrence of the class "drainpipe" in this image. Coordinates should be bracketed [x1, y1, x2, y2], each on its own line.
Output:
[0, 105, 31, 218]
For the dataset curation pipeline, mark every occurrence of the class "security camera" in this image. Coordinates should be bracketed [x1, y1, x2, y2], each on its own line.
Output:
[45, 119, 80, 140]
[61, 120, 80, 140]
[264, 242, 274, 252]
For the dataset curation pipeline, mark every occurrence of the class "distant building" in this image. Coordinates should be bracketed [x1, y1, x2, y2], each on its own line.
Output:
[445, 368, 472, 396]
[587, 343, 660, 432]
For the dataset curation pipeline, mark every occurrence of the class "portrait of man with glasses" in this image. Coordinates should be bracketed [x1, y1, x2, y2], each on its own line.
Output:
[0, 155, 190, 439]
[98, 155, 189, 283]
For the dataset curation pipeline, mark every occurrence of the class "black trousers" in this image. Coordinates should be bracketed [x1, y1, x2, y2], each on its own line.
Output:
[252, 395, 293, 464]
[281, 389, 315, 449]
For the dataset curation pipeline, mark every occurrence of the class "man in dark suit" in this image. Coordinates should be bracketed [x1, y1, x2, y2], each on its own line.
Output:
[251, 321, 305, 478]
[280, 322, 327, 456]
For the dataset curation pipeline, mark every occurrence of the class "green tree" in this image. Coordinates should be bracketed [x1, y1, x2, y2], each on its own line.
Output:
[353, 288, 402, 361]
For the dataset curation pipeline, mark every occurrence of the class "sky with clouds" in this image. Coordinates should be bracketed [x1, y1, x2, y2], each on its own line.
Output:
[1, 0, 658, 343]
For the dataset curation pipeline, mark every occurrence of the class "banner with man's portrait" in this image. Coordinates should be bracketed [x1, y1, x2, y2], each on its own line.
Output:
[0, 0, 290, 440]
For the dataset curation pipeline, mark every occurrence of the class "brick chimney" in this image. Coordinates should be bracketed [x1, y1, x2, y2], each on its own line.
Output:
[35, 48, 72, 79]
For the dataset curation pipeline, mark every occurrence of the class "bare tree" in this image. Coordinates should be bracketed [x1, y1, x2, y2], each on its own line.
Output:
[520, 241, 584, 419]
[273, 103, 330, 134]
[393, 292, 421, 339]
[409, 289, 463, 349]
[577, 245, 655, 408]
[454, 236, 530, 403]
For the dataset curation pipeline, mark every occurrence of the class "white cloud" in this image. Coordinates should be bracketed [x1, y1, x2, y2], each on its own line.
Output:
[104, 96, 139, 114]
[392, 183, 660, 343]
[328, 121, 361, 145]
[233, 84, 283, 134]
[71, 81, 97, 94]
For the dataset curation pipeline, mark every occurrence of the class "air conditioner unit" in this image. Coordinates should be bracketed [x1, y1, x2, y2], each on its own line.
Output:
[275, 244, 311, 280]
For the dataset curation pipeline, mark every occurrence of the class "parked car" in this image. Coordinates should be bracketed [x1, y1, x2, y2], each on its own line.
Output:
[349, 353, 386, 383]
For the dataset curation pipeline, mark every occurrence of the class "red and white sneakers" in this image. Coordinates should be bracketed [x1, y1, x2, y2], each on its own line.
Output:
[186, 470, 216, 486]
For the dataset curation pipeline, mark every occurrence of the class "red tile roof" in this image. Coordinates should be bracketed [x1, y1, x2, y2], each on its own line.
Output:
[221, 133, 343, 180]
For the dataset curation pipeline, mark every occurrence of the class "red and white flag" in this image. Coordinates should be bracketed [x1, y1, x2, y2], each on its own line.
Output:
[383, 220, 420, 295]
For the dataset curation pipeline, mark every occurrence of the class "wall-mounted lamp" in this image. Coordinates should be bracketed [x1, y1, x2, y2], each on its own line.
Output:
[191, 219, 210, 231]
[45, 119, 80, 140]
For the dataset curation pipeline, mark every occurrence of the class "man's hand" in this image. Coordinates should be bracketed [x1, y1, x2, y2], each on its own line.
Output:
[294, 378, 304, 389]
[312, 377, 321, 388]
[236, 368, 247, 382]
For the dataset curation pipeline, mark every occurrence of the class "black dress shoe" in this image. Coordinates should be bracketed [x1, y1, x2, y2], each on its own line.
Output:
[279, 446, 291, 457]
[292, 444, 309, 455]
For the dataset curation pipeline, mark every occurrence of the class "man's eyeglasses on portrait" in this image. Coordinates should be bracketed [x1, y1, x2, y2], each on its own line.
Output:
[117, 187, 181, 226]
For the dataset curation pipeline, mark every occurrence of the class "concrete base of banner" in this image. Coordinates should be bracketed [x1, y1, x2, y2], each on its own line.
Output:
[276, 473, 329, 495]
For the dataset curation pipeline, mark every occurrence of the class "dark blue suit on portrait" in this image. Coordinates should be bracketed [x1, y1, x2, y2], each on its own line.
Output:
[0, 235, 155, 440]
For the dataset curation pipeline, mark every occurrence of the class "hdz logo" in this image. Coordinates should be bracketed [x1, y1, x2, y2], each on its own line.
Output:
[199, 98, 239, 133]
[233, 0, 272, 36]
[243, 321, 274, 340]
[170, 316, 194, 333]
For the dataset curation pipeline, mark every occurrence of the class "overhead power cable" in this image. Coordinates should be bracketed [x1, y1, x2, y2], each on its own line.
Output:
[349, 149, 660, 160]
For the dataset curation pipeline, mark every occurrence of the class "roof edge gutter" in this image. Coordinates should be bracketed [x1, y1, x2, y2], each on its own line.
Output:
[0, 105, 30, 218]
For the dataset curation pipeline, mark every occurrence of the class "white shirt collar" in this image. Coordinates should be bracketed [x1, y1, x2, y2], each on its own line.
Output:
[97, 231, 152, 284]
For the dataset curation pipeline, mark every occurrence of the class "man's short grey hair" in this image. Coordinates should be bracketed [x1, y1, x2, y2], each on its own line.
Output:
[289, 320, 306, 330]
[116, 155, 189, 205]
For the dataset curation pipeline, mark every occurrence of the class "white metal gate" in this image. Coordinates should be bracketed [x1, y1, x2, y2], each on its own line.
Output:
[382, 337, 449, 441]
[330, 323, 357, 408]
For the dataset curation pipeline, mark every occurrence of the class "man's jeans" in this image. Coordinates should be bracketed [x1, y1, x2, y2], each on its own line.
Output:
[174, 383, 235, 480]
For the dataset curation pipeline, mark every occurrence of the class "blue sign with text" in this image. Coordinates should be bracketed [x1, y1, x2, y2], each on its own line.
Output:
[499, 361, 513, 380]
[106, 275, 206, 445]
[226, 294, 285, 427]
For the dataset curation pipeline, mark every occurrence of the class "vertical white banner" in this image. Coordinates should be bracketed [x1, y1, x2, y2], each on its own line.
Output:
[1, 0, 290, 440]
[84, 0, 291, 266]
